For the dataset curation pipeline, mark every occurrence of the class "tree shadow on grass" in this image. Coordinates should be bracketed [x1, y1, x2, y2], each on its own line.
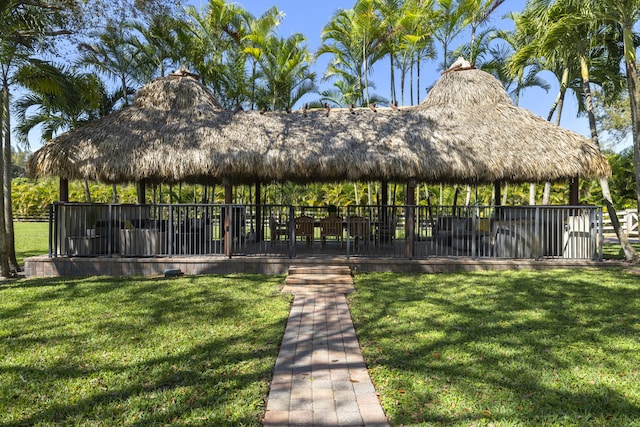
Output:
[0, 274, 290, 426]
[350, 269, 640, 425]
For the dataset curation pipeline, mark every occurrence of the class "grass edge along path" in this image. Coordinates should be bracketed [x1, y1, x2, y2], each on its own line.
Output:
[349, 269, 640, 426]
[0, 274, 291, 426]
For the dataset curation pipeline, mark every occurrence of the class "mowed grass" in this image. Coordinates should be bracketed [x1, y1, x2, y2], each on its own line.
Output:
[0, 274, 291, 426]
[15, 221, 49, 266]
[601, 240, 640, 260]
[349, 269, 640, 426]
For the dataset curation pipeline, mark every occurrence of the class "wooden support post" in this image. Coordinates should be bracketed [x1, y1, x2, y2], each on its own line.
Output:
[60, 178, 69, 202]
[379, 180, 390, 244]
[381, 180, 388, 209]
[494, 182, 501, 207]
[224, 181, 233, 257]
[255, 182, 262, 242]
[137, 180, 146, 204]
[405, 180, 416, 258]
[569, 176, 579, 205]
[225, 182, 233, 204]
[494, 182, 502, 219]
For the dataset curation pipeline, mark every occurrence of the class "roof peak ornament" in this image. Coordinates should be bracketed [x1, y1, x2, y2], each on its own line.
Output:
[170, 66, 200, 80]
[442, 57, 475, 75]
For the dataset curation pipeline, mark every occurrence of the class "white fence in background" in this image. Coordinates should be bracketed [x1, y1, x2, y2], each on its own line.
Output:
[603, 209, 638, 239]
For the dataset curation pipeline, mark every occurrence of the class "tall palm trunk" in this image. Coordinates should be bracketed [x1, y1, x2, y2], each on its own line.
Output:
[362, 44, 370, 104]
[84, 180, 92, 202]
[389, 54, 396, 104]
[400, 69, 406, 106]
[579, 54, 637, 261]
[4, 129, 18, 272]
[0, 80, 12, 276]
[417, 53, 422, 103]
[2, 80, 17, 272]
[622, 27, 640, 217]
[410, 52, 415, 106]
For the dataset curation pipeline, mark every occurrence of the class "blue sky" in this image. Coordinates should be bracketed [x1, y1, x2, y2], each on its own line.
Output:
[198, 0, 592, 141]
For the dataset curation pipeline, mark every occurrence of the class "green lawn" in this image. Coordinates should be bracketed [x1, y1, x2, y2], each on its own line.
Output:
[0, 274, 291, 426]
[602, 240, 640, 260]
[349, 269, 640, 426]
[9, 222, 640, 425]
[15, 221, 49, 266]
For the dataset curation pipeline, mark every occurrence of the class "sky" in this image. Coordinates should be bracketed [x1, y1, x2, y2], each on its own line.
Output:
[190, 0, 592, 141]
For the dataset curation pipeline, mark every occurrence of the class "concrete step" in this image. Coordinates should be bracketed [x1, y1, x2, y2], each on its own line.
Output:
[288, 265, 352, 276]
[285, 274, 354, 286]
[285, 265, 354, 288]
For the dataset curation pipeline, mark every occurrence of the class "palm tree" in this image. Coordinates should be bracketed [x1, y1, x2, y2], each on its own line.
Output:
[376, 0, 403, 104]
[127, 13, 183, 80]
[77, 23, 143, 108]
[77, 22, 147, 202]
[434, 0, 466, 71]
[394, 0, 437, 105]
[254, 33, 318, 111]
[1, 0, 74, 276]
[592, 0, 640, 215]
[15, 67, 113, 202]
[510, 3, 586, 205]
[242, 6, 285, 109]
[451, 26, 495, 69]
[15, 68, 103, 142]
[487, 26, 550, 104]
[320, 75, 387, 107]
[523, 0, 637, 261]
[180, 0, 252, 108]
[489, 13, 550, 205]
[458, 0, 506, 65]
[318, 0, 387, 106]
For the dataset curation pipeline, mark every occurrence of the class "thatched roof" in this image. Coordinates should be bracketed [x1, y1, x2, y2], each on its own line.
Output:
[27, 65, 610, 185]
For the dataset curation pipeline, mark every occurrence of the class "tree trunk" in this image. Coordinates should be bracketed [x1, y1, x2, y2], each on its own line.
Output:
[601, 178, 637, 260]
[84, 180, 92, 202]
[354, 182, 359, 205]
[410, 52, 414, 106]
[363, 43, 370, 105]
[542, 182, 552, 205]
[0, 82, 11, 277]
[400, 69, 406, 106]
[623, 33, 640, 216]
[580, 54, 637, 261]
[2, 81, 17, 273]
[529, 183, 536, 205]
[417, 53, 422, 104]
[389, 54, 396, 104]
[501, 183, 508, 206]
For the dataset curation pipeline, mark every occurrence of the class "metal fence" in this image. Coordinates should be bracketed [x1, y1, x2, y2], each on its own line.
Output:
[49, 203, 603, 260]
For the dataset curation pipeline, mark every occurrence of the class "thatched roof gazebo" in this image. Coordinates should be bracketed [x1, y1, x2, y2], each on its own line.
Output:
[28, 65, 610, 191]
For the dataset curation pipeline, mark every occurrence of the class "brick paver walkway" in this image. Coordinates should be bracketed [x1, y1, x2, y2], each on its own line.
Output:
[262, 291, 389, 426]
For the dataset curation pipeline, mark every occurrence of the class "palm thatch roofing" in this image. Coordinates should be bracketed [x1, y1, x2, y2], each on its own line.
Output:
[27, 64, 610, 185]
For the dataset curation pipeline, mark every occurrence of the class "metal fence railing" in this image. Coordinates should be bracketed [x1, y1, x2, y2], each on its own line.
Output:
[49, 203, 603, 261]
